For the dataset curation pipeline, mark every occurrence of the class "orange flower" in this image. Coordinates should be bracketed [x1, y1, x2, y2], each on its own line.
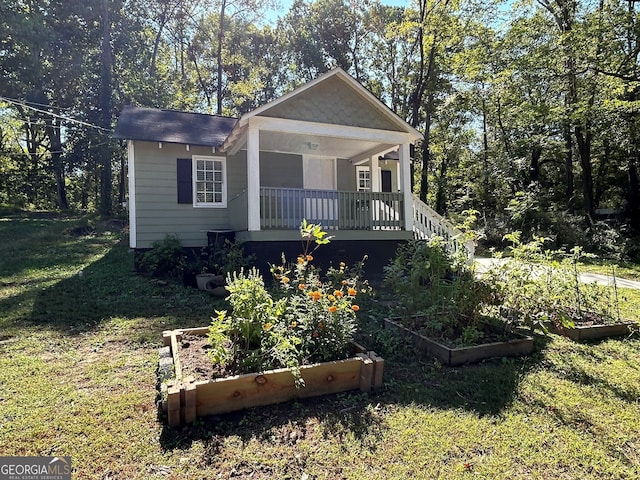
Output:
[263, 322, 273, 331]
[306, 254, 313, 261]
[282, 276, 290, 284]
[333, 290, 343, 298]
[327, 294, 336, 302]
[351, 305, 360, 312]
[348, 287, 357, 296]
[328, 305, 337, 313]
[298, 283, 306, 290]
[308, 290, 322, 301]
[341, 280, 347, 285]
[297, 256, 305, 264]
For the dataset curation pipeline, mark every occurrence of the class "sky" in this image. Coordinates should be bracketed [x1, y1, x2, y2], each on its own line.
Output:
[262, 0, 413, 25]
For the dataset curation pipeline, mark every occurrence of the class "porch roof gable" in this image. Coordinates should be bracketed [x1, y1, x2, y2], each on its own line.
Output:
[229, 68, 422, 142]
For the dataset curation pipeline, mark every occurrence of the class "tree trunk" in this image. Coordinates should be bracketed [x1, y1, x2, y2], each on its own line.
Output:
[530, 145, 542, 184]
[99, 0, 113, 216]
[435, 155, 448, 214]
[482, 96, 490, 212]
[45, 118, 68, 210]
[574, 124, 594, 223]
[216, 0, 227, 116]
[564, 122, 574, 210]
[419, 93, 433, 203]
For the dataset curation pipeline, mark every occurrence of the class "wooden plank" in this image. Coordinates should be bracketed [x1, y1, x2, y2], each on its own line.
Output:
[369, 351, 385, 390]
[194, 357, 363, 417]
[166, 381, 182, 428]
[162, 330, 173, 347]
[182, 376, 197, 425]
[170, 331, 182, 382]
[448, 338, 534, 366]
[384, 317, 533, 366]
[357, 354, 374, 392]
[176, 327, 210, 337]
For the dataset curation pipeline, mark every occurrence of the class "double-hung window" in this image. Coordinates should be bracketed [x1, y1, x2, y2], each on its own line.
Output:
[193, 156, 226, 207]
[356, 166, 371, 192]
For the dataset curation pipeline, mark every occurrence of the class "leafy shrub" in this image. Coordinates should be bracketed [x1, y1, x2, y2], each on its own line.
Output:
[383, 238, 494, 342]
[186, 240, 256, 275]
[138, 235, 185, 278]
[208, 220, 363, 386]
[484, 232, 623, 332]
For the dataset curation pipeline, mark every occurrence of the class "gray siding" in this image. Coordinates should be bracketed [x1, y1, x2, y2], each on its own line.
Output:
[260, 152, 303, 188]
[261, 76, 400, 131]
[337, 159, 354, 190]
[132, 141, 245, 248]
[131, 142, 384, 248]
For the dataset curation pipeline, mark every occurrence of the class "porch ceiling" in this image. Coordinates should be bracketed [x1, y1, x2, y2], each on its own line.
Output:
[258, 130, 395, 160]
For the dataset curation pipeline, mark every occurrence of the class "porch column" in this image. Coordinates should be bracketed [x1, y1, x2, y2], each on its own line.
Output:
[247, 122, 261, 231]
[399, 142, 413, 231]
[370, 155, 380, 192]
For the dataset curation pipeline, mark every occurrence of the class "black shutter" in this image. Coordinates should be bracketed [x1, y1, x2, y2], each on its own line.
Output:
[177, 158, 192, 204]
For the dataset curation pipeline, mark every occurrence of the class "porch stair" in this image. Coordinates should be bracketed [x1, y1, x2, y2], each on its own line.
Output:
[412, 195, 475, 258]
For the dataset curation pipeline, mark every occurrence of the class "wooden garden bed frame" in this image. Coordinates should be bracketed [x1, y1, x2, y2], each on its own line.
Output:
[383, 317, 534, 366]
[547, 320, 638, 341]
[160, 327, 384, 427]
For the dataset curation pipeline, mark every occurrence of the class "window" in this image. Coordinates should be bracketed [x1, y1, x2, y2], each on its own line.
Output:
[193, 156, 226, 207]
[356, 166, 371, 192]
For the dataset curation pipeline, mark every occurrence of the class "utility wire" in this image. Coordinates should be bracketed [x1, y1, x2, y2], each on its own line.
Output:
[0, 96, 111, 132]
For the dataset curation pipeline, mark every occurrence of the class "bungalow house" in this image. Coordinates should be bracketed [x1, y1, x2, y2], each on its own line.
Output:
[113, 68, 471, 276]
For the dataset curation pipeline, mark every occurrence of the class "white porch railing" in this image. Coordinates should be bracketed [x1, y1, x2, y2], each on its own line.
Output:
[412, 195, 475, 258]
[260, 187, 404, 231]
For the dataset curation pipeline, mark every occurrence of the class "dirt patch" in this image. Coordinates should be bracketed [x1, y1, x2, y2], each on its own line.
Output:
[178, 334, 226, 381]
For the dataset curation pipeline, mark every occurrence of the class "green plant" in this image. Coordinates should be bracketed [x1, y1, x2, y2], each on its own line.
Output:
[484, 232, 624, 333]
[383, 237, 492, 342]
[138, 235, 185, 278]
[187, 240, 256, 275]
[208, 220, 363, 386]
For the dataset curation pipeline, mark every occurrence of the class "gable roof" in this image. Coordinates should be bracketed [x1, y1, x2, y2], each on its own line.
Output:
[236, 68, 423, 140]
[113, 105, 237, 147]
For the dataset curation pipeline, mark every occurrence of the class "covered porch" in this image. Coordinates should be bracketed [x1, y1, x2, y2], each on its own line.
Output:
[224, 122, 419, 241]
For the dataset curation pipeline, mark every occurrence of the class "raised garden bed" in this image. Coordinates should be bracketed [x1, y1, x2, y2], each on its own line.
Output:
[383, 317, 534, 366]
[547, 320, 638, 341]
[158, 327, 384, 427]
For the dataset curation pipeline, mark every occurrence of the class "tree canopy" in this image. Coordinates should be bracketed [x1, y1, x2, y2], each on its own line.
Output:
[1, 0, 638, 256]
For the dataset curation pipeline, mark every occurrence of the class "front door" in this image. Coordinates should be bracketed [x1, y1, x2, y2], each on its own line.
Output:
[381, 170, 392, 192]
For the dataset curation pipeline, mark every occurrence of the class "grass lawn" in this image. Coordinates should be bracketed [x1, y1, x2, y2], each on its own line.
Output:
[1, 213, 639, 479]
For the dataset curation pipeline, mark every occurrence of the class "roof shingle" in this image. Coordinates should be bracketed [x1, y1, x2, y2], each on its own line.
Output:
[113, 105, 237, 147]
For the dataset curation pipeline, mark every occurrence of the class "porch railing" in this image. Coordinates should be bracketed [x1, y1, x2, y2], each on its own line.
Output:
[260, 187, 404, 231]
[412, 195, 475, 258]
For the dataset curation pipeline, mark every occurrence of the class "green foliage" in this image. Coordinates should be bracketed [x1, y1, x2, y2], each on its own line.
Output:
[138, 235, 185, 279]
[208, 221, 362, 386]
[383, 238, 493, 342]
[186, 240, 256, 275]
[2, 213, 640, 479]
[485, 232, 625, 333]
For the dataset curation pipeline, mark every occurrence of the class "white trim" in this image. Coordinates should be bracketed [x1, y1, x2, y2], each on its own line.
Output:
[127, 140, 137, 248]
[356, 165, 371, 192]
[399, 143, 413, 231]
[192, 155, 227, 208]
[371, 155, 380, 192]
[247, 124, 261, 231]
[349, 144, 396, 165]
[251, 116, 416, 144]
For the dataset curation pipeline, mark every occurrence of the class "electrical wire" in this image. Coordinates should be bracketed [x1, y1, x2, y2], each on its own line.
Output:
[0, 96, 111, 132]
